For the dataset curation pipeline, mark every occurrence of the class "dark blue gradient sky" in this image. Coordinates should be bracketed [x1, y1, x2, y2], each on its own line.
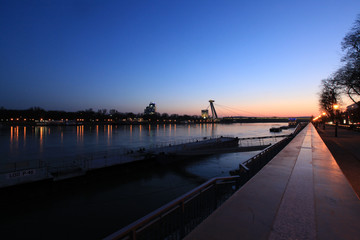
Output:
[1, 0, 359, 116]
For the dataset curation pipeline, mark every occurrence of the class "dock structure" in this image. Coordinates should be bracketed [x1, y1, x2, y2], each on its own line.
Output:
[1, 135, 274, 188]
[184, 123, 360, 240]
[145, 136, 272, 161]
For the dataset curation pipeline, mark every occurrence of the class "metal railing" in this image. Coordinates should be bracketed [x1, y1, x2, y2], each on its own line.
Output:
[237, 134, 290, 147]
[230, 123, 307, 178]
[146, 135, 235, 150]
[0, 132, 292, 176]
[104, 176, 241, 240]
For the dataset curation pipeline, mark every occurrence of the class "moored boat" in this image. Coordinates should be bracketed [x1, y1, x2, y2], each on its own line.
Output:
[270, 127, 282, 132]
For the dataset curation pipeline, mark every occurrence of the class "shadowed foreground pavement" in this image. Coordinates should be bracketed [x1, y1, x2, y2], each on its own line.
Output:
[316, 124, 360, 198]
[185, 123, 360, 240]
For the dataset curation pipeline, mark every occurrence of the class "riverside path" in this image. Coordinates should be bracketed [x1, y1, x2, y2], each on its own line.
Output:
[316, 124, 360, 198]
[184, 123, 360, 240]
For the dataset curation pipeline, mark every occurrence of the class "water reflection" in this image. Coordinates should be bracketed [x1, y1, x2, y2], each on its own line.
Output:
[23, 127, 26, 147]
[107, 125, 112, 145]
[2, 122, 291, 175]
[139, 125, 142, 139]
[10, 126, 12, 142]
[77, 125, 84, 144]
[32, 126, 47, 153]
[198, 123, 216, 137]
[10, 126, 27, 151]
[40, 127, 44, 152]
[9, 126, 19, 153]
[96, 125, 99, 143]
[11, 126, 19, 143]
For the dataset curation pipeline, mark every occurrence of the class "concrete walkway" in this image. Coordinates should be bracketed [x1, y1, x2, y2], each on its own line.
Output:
[185, 123, 360, 240]
[316, 124, 360, 197]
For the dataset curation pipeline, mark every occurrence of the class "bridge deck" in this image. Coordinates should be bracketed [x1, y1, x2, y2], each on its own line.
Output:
[185, 123, 360, 240]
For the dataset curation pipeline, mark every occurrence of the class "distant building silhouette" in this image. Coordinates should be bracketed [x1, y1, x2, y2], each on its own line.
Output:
[144, 102, 156, 115]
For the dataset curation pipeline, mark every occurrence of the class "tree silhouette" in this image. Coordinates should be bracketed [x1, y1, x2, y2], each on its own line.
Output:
[319, 78, 340, 118]
[336, 15, 360, 107]
[319, 14, 360, 114]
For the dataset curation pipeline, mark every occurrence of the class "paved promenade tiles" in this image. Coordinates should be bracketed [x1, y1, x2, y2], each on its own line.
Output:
[185, 124, 360, 240]
[316, 125, 360, 197]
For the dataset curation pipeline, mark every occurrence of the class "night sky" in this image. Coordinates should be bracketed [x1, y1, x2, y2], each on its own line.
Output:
[1, 0, 359, 117]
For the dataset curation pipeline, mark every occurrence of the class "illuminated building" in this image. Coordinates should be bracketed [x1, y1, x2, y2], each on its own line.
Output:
[201, 110, 209, 119]
[144, 102, 156, 115]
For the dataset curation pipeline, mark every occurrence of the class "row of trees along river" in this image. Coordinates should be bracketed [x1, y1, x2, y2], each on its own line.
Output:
[0, 107, 206, 124]
[0, 107, 299, 125]
[319, 14, 360, 123]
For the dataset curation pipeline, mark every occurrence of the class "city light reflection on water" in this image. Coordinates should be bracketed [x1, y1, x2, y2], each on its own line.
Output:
[3, 123, 293, 174]
[1, 123, 292, 239]
[107, 125, 112, 145]
[23, 127, 26, 144]
[76, 125, 84, 145]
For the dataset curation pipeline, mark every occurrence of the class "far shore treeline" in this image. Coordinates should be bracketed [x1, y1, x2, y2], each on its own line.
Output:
[0, 106, 201, 125]
[0, 106, 309, 125]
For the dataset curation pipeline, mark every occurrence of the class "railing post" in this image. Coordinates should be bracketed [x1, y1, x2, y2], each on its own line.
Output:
[214, 182, 218, 210]
[179, 200, 185, 239]
[131, 229, 136, 240]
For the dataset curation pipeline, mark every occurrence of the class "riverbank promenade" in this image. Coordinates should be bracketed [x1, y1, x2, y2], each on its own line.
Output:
[316, 124, 360, 197]
[185, 123, 360, 240]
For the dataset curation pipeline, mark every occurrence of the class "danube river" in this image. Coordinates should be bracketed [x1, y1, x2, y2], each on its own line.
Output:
[0, 123, 292, 239]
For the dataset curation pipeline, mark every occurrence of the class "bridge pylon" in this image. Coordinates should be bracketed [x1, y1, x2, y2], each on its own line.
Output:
[209, 100, 218, 121]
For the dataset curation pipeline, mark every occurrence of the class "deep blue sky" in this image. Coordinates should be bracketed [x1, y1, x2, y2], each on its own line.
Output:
[1, 0, 359, 116]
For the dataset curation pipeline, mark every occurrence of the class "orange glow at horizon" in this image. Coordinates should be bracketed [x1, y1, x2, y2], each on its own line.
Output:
[166, 98, 319, 118]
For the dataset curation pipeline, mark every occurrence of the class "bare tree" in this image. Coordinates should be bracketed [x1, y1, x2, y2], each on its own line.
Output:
[334, 14, 360, 106]
[334, 63, 360, 106]
[342, 15, 360, 63]
[319, 78, 340, 117]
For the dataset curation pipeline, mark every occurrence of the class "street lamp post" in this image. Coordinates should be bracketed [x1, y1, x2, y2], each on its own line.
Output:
[322, 112, 326, 130]
[333, 104, 339, 137]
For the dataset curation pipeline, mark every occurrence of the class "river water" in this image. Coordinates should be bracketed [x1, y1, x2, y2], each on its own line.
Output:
[0, 123, 291, 239]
